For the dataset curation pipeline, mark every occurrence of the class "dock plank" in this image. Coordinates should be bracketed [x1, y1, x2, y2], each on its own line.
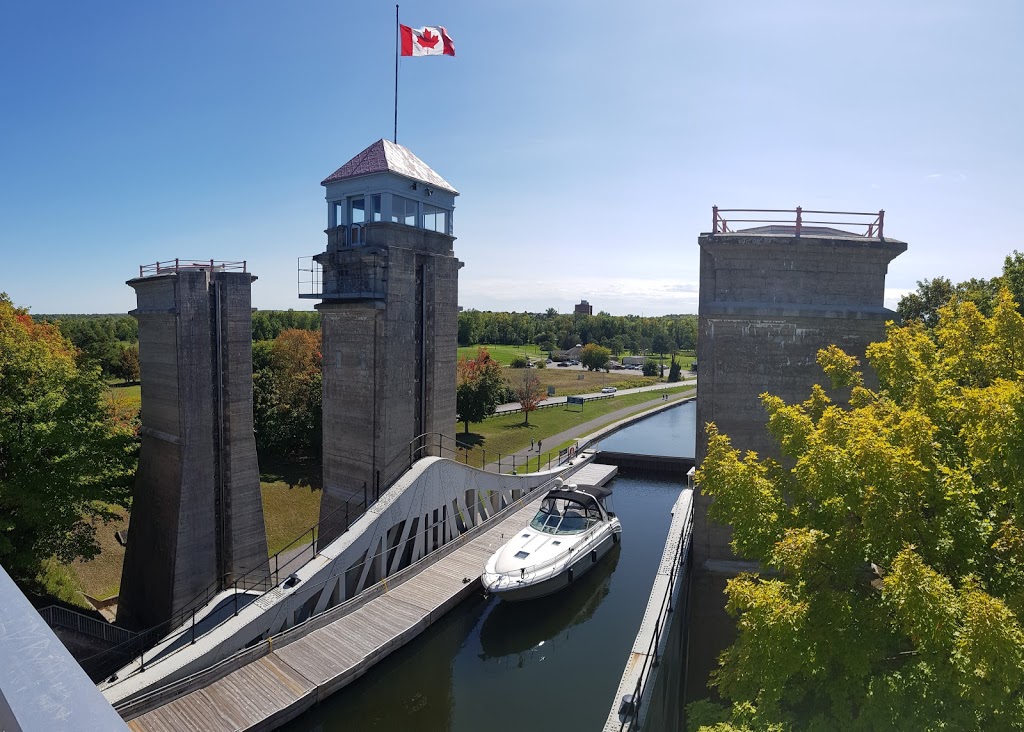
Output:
[125, 483, 566, 731]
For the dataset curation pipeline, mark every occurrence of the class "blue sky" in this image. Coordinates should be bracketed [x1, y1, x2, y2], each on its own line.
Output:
[1, 0, 1021, 316]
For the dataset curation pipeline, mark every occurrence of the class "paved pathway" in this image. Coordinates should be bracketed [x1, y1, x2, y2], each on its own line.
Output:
[484, 385, 696, 473]
[494, 377, 696, 414]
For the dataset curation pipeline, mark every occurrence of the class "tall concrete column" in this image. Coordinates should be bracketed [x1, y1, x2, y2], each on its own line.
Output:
[316, 230, 461, 543]
[117, 265, 268, 631]
[307, 139, 461, 544]
[688, 227, 906, 698]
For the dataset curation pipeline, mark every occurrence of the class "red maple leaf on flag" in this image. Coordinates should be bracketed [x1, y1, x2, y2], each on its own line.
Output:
[417, 29, 439, 49]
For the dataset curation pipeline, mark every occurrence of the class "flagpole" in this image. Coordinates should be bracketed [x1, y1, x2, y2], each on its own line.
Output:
[393, 5, 399, 143]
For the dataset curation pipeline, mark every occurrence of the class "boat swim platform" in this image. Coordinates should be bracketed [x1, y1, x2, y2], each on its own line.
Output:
[121, 462, 618, 732]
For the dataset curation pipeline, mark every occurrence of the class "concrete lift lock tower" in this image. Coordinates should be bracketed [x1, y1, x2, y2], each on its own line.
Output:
[689, 207, 906, 698]
[118, 260, 269, 631]
[302, 140, 461, 544]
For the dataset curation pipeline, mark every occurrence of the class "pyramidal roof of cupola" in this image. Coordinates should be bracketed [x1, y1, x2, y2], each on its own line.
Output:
[320, 139, 458, 195]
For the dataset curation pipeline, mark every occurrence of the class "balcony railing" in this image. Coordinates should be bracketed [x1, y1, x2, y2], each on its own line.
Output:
[298, 254, 387, 300]
[712, 207, 885, 238]
[138, 259, 247, 278]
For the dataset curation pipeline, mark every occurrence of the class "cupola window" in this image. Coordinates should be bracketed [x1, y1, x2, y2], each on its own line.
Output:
[423, 204, 447, 233]
[392, 195, 418, 226]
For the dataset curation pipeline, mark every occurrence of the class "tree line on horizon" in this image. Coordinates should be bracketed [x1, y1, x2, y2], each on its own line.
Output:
[32, 308, 699, 381]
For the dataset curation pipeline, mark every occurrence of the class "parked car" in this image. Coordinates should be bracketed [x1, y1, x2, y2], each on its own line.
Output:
[600, 386, 617, 394]
[558, 361, 569, 367]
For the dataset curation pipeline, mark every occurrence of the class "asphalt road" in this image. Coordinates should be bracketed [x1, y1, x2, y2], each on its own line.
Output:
[494, 376, 697, 414]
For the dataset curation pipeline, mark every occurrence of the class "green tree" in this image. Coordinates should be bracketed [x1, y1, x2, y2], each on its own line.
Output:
[642, 359, 659, 377]
[667, 358, 681, 383]
[117, 343, 140, 384]
[1002, 250, 1024, 312]
[252, 329, 322, 457]
[693, 289, 1024, 730]
[456, 347, 504, 434]
[513, 369, 545, 426]
[896, 276, 957, 327]
[579, 343, 611, 371]
[0, 295, 136, 582]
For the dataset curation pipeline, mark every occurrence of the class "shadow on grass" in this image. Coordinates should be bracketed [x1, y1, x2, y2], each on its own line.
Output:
[456, 433, 485, 448]
[259, 453, 323, 491]
[502, 421, 536, 431]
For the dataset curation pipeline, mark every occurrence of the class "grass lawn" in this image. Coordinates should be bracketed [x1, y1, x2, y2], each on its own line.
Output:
[46, 457, 324, 608]
[260, 456, 323, 556]
[511, 367, 661, 396]
[40, 505, 129, 609]
[455, 384, 696, 469]
[457, 343, 545, 365]
[106, 382, 141, 408]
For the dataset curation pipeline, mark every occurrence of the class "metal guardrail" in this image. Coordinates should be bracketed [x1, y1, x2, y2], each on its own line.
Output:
[78, 492, 369, 679]
[114, 469, 572, 719]
[138, 259, 247, 278]
[87, 430, 561, 680]
[614, 485, 695, 731]
[712, 206, 885, 238]
[297, 251, 387, 300]
[38, 605, 139, 646]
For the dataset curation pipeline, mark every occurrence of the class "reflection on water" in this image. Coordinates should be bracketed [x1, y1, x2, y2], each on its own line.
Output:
[478, 544, 620, 659]
[281, 476, 682, 732]
[599, 400, 696, 458]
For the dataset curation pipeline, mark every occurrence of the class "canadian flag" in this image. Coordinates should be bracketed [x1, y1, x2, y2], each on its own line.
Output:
[400, 24, 455, 57]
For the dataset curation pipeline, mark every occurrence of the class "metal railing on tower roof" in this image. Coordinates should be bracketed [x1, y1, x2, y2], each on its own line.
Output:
[711, 206, 885, 238]
[138, 259, 248, 278]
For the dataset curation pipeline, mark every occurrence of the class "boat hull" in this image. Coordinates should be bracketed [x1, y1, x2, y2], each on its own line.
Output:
[488, 528, 620, 602]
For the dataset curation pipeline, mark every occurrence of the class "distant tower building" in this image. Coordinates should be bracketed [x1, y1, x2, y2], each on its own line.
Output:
[302, 140, 461, 543]
[688, 208, 906, 697]
[118, 261, 268, 630]
[574, 299, 593, 315]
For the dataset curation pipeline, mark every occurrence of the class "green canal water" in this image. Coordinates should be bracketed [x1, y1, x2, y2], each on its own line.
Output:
[280, 474, 684, 732]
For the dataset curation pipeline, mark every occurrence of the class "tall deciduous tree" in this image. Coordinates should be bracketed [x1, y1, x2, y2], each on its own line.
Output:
[0, 294, 136, 582]
[118, 343, 140, 384]
[252, 328, 322, 457]
[694, 289, 1024, 729]
[513, 370, 545, 425]
[579, 343, 611, 372]
[456, 347, 504, 434]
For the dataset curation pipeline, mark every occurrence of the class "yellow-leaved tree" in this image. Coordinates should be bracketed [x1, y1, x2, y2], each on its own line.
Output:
[691, 289, 1024, 730]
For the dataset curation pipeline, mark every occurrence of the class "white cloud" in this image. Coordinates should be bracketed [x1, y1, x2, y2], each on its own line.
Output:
[884, 287, 912, 311]
[460, 276, 700, 316]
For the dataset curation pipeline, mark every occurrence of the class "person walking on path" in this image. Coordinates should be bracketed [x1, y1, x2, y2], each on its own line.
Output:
[537, 439, 542, 453]
[530, 437, 535, 451]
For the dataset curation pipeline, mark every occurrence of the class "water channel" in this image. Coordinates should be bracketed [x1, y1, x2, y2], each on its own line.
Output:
[281, 403, 695, 732]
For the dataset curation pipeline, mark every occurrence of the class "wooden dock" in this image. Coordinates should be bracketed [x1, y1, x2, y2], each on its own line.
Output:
[124, 462, 617, 732]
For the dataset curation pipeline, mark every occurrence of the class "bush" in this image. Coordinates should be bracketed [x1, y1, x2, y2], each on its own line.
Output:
[535, 360, 546, 369]
[642, 359, 660, 377]
[509, 356, 528, 368]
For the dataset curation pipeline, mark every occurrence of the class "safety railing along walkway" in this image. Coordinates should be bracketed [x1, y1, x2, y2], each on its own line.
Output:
[37, 605, 139, 646]
[118, 462, 618, 730]
[605, 475, 695, 732]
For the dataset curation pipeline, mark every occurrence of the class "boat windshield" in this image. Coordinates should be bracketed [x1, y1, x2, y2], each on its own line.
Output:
[529, 497, 600, 535]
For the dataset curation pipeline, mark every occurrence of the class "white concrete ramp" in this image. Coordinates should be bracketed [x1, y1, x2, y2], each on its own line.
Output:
[119, 461, 618, 731]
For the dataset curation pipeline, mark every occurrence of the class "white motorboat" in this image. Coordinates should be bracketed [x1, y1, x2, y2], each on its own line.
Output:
[482, 479, 621, 601]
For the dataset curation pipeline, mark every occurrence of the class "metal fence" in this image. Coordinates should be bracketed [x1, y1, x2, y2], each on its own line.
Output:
[138, 259, 247, 278]
[38, 605, 139, 646]
[615, 487, 695, 731]
[712, 206, 885, 238]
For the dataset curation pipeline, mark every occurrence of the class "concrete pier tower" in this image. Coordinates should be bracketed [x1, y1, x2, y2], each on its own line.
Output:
[303, 140, 461, 543]
[687, 208, 906, 697]
[117, 261, 269, 630]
